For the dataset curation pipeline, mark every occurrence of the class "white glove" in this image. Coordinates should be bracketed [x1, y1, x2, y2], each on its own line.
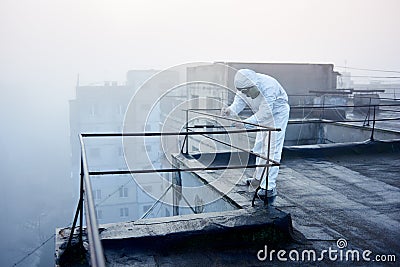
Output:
[220, 107, 231, 117]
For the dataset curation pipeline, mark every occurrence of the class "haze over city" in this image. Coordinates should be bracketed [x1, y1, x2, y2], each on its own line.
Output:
[1, 0, 399, 266]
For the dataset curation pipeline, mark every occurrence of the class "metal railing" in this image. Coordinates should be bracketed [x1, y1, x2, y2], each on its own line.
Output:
[288, 102, 400, 140]
[288, 94, 400, 148]
[65, 135, 106, 267]
[64, 96, 400, 264]
[64, 109, 281, 266]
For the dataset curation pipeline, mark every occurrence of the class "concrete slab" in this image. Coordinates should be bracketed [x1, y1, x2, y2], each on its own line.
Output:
[278, 152, 400, 257]
[56, 141, 400, 266]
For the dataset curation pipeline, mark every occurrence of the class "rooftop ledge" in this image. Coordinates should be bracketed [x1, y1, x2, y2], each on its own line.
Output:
[56, 140, 400, 265]
[56, 150, 302, 266]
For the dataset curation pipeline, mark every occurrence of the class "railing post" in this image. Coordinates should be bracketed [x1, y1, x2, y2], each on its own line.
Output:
[185, 109, 189, 154]
[363, 97, 372, 127]
[66, 156, 85, 249]
[264, 132, 272, 206]
[251, 130, 273, 207]
[172, 170, 182, 216]
[79, 157, 84, 245]
[79, 135, 106, 267]
[367, 97, 372, 125]
[371, 105, 376, 141]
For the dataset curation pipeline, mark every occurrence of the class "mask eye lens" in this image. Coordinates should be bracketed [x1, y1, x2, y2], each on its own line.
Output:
[239, 87, 250, 94]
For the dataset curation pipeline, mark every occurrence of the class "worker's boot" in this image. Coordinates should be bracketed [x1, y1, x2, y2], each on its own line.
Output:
[257, 188, 277, 206]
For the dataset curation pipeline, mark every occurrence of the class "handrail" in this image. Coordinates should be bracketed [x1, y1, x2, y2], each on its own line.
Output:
[288, 117, 400, 124]
[290, 103, 400, 109]
[186, 127, 280, 164]
[288, 94, 400, 101]
[66, 99, 400, 264]
[81, 128, 277, 137]
[79, 135, 106, 267]
[186, 109, 281, 206]
[88, 162, 279, 176]
[188, 109, 281, 131]
[68, 118, 280, 264]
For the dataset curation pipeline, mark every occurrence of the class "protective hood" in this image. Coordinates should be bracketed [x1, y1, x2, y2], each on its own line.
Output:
[234, 69, 259, 89]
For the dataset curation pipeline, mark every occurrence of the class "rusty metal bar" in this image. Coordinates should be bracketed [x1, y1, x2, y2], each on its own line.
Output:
[187, 127, 278, 163]
[172, 185, 197, 214]
[251, 132, 273, 207]
[252, 166, 266, 207]
[288, 117, 400, 124]
[289, 103, 400, 109]
[79, 159, 84, 245]
[66, 195, 83, 248]
[82, 128, 275, 137]
[188, 109, 281, 131]
[79, 135, 106, 267]
[180, 135, 188, 154]
[66, 156, 85, 249]
[264, 132, 272, 206]
[371, 106, 376, 141]
[89, 162, 279, 176]
[363, 98, 372, 127]
[185, 109, 189, 154]
[188, 125, 234, 128]
[139, 184, 174, 220]
[379, 108, 400, 113]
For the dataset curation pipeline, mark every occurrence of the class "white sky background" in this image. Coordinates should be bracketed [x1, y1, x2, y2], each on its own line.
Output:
[1, 0, 399, 89]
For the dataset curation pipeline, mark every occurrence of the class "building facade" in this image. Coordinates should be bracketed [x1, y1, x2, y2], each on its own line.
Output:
[69, 70, 176, 224]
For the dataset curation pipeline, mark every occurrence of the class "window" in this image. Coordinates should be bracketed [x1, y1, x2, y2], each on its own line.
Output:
[145, 145, 152, 152]
[120, 207, 129, 217]
[116, 104, 124, 116]
[191, 95, 199, 109]
[93, 189, 101, 200]
[119, 187, 128, 198]
[90, 104, 99, 117]
[96, 209, 103, 219]
[206, 96, 213, 110]
[142, 205, 152, 213]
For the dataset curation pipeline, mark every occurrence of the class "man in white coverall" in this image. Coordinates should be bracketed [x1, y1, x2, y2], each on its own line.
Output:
[221, 69, 290, 204]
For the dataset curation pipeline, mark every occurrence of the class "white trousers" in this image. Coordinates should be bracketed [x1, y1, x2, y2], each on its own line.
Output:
[253, 103, 290, 190]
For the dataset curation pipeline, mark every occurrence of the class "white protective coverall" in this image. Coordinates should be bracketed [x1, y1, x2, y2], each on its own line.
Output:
[227, 69, 290, 190]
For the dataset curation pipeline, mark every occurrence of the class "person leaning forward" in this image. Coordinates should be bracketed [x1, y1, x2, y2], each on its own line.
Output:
[221, 69, 290, 205]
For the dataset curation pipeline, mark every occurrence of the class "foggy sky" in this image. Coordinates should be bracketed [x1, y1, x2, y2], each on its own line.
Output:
[0, 0, 399, 266]
[1, 0, 399, 87]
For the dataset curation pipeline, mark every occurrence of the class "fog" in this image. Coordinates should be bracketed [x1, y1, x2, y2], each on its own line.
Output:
[1, 0, 399, 265]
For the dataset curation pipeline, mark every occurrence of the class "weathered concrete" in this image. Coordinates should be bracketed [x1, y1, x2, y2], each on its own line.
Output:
[56, 141, 400, 266]
[55, 152, 298, 266]
[277, 154, 400, 260]
[100, 208, 293, 255]
[170, 145, 400, 265]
